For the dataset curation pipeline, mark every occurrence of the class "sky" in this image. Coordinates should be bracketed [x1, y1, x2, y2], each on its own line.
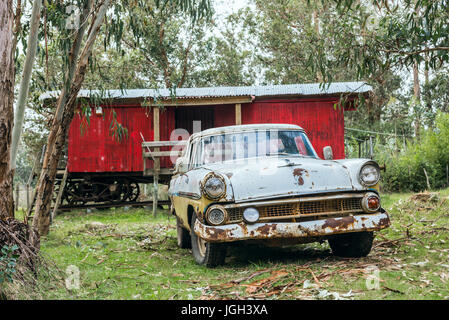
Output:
[214, 0, 248, 16]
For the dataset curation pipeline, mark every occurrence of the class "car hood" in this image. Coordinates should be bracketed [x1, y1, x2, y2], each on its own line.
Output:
[202, 156, 358, 202]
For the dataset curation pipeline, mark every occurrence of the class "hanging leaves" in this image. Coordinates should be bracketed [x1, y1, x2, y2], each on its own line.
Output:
[108, 109, 128, 142]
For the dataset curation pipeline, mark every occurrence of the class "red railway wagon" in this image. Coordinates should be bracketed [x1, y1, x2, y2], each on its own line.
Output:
[40, 82, 371, 206]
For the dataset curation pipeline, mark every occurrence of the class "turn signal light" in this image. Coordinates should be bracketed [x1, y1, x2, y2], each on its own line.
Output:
[361, 192, 381, 213]
[368, 197, 380, 210]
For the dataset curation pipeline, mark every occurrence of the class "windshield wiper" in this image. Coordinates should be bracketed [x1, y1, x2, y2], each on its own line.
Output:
[267, 152, 291, 156]
[267, 153, 316, 158]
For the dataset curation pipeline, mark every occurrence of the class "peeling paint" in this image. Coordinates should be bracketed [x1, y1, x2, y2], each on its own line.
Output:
[293, 168, 306, 185]
[322, 216, 356, 230]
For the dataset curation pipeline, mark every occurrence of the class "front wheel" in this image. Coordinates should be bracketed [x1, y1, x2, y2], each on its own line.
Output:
[328, 231, 374, 258]
[190, 214, 226, 267]
[176, 217, 191, 249]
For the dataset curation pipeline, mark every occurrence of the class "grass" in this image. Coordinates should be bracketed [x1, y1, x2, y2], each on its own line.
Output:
[19, 188, 449, 299]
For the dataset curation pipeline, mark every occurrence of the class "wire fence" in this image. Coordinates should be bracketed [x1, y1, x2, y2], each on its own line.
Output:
[344, 127, 413, 159]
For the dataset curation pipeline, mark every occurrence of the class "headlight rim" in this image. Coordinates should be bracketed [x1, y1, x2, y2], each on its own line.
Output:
[201, 172, 226, 200]
[205, 205, 228, 226]
[358, 161, 381, 187]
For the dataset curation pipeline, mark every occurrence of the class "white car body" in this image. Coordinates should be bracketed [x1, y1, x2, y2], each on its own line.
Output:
[169, 124, 390, 265]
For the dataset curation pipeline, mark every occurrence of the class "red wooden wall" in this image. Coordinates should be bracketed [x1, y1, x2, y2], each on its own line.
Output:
[67, 98, 345, 173]
[212, 99, 345, 159]
[241, 99, 345, 159]
[68, 105, 174, 173]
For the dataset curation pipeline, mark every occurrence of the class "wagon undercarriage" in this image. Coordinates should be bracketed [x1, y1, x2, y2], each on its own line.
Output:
[62, 177, 140, 206]
[53, 171, 172, 211]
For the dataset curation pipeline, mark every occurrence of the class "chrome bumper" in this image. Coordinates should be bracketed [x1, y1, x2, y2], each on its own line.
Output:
[194, 212, 390, 243]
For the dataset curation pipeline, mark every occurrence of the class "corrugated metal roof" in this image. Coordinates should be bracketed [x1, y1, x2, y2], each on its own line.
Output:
[39, 81, 371, 101]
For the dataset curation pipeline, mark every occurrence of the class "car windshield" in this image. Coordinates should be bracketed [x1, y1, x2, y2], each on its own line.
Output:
[196, 130, 317, 165]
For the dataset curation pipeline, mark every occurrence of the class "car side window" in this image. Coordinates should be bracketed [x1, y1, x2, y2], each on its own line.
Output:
[189, 140, 200, 169]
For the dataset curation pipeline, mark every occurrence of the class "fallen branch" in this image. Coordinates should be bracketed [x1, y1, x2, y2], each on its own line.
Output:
[382, 285, 404, 294]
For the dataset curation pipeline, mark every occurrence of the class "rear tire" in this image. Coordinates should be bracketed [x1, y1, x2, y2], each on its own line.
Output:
[177, 217, 191, 249]
[190, 214, 226, 267]
[328, 231, 374, 258]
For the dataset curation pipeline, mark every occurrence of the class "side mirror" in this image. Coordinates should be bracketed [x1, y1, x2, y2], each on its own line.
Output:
[323, 146, 333, 160]
[175, 157, 188, 174]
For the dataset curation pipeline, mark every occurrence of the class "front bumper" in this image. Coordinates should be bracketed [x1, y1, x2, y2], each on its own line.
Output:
[194, 212, 390, 243]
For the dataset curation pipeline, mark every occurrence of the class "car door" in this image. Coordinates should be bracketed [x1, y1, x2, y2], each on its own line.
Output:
[170, 138, 203, 227]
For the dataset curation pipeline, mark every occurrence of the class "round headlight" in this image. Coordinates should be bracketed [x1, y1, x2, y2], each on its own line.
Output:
[359, 163, 380, 186]
[243, 207, 259, 224]
[202, 174, 226, 199]
[361, 192, 381, 213]
[206, 206, 227, 225]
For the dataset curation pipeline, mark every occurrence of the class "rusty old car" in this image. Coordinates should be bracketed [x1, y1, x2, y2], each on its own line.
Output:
[168, 124, 390, 267]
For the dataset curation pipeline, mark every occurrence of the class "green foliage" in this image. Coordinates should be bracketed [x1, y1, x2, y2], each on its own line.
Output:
[0, 245, 20, 284]
[378, 112, 449, 192]
[13, 147, 33, 184]
[320, 0, 449, 83]
[249, 0, 358, 84]
[186, 7, 259, 87]
[423, 66, 449, 115]
[109, 109, 128, 142]
[19, 0, 213, 154]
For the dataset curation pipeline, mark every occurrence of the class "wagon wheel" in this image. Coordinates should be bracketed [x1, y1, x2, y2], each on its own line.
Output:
[107, 179, 129, 204]
[92, 181, 112, 202]
[63, 182, 86, 206]
[126, 181, 140, 202]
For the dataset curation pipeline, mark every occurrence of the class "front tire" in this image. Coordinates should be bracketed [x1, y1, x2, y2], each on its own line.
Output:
[177, 217, 191, 249]
[190, 214, 226, 267]
[328, 231, 374, 258]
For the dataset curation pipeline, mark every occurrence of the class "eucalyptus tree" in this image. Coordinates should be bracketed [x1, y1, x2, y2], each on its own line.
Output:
[31, 0, 212, 236]
[247, 0, 335, 84]
[0, 0, 16, 219]
[238, 0, 401, 125]
[10, 0, 43, 174]
[307, 0, 448, 128]
[185, 8, 260, 87]
[306, 0, 449, 82]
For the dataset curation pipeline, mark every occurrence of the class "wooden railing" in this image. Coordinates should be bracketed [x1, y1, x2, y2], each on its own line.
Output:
[141, 140, 187, 216]
[142, 140, 187, 175]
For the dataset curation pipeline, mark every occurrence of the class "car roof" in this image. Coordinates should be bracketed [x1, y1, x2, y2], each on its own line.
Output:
[190, 123, 305, 140]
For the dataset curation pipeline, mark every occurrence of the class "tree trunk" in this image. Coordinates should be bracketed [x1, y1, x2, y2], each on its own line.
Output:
[412, 4, 421, 139]
[312, 10, 323, 82]
[413, 59, 421, 100]
[0, 0, 16, 220]
[413, 58, 421, 139]
[10, 0, 43, 170]
[32, 0, 110, 236]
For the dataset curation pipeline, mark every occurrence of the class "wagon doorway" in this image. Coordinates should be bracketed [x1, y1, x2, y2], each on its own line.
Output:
[175, 106, 215, 136]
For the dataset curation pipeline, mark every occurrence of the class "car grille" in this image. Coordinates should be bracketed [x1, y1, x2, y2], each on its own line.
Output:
[227, 196, 363, 223]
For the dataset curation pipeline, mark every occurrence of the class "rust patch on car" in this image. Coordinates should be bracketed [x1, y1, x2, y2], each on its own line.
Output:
[378, 216, 391, 228]
[226, 172, 233, 178]
[256, 223, 278, 236]
[322, 216, 356, 230]
[239, 222, 248, 235]
[203, 226, 230, 241]
[297, 224, 320, 237]
[293, 168, 306, 185]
